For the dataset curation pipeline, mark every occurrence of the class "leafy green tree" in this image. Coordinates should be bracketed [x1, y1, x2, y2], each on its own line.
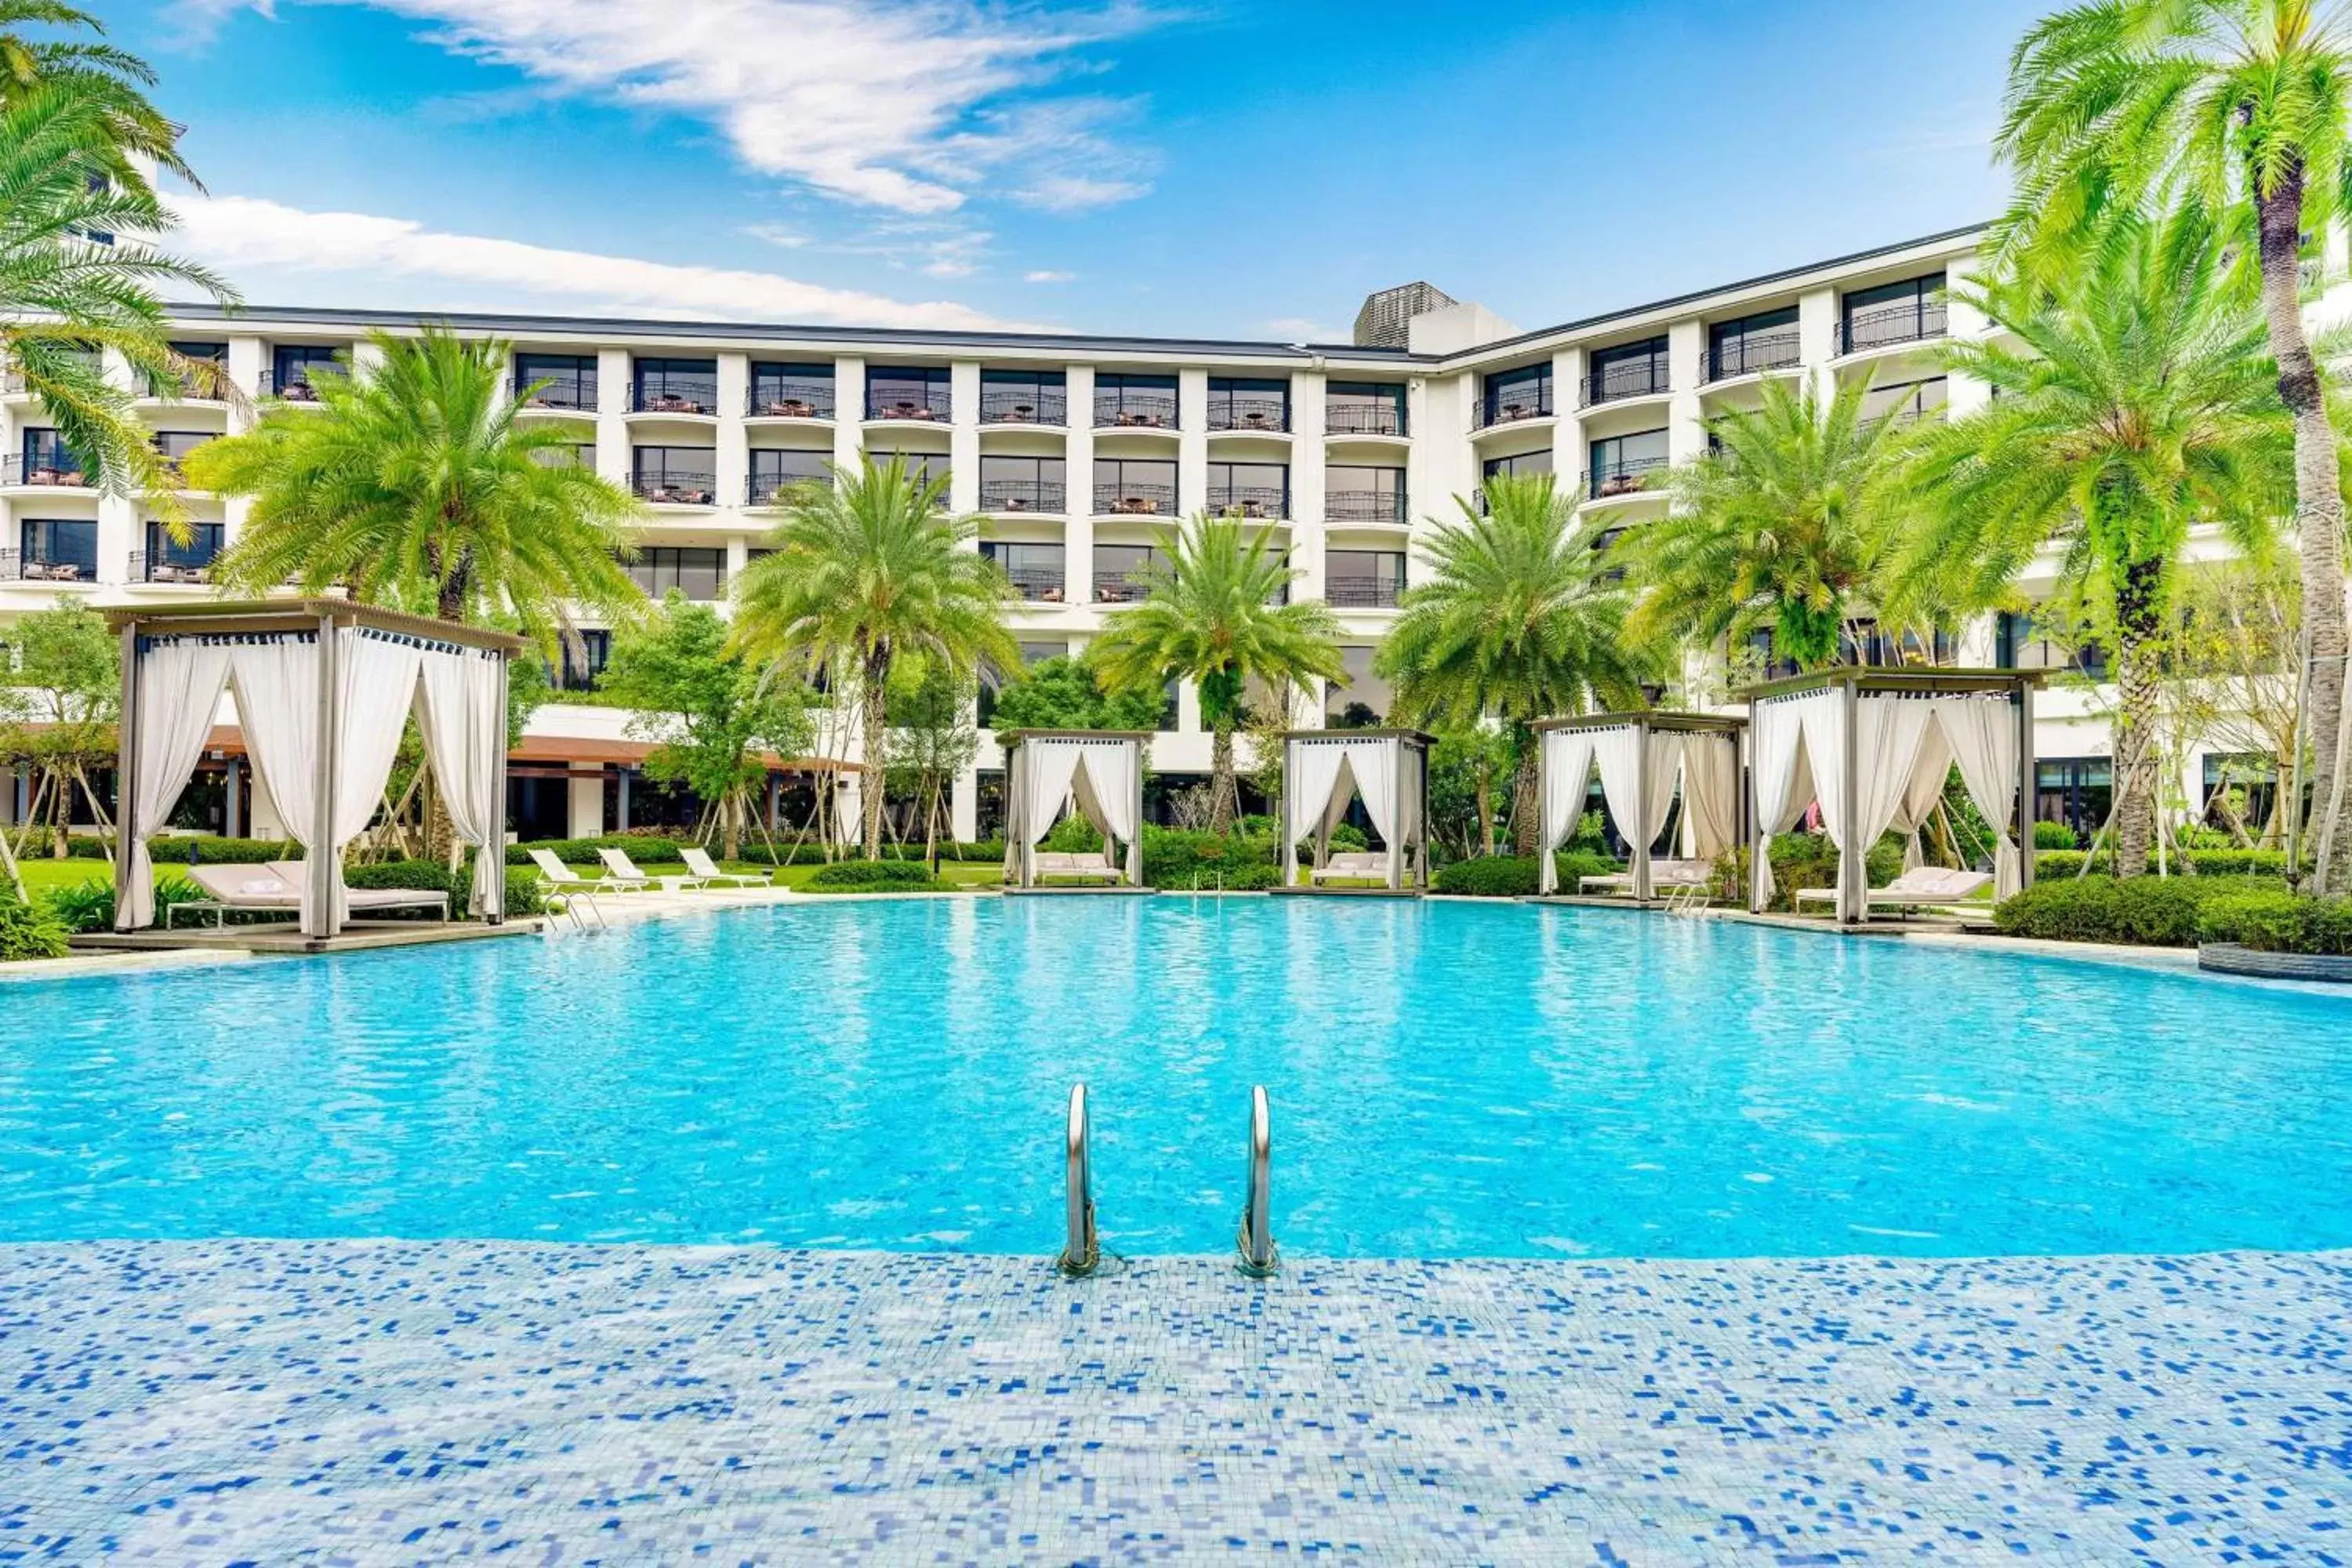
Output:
[600, 593, 815, 860]
[1993, 0, 2352, 887]
[0, 2, 198, 184]
[1377, 474, 1650, 851]
[1425, 724, 1518, 859]
[0, 599, 118, 868]
[985, 654, 1165, 732]
[190, 328, 644, 634]
[1893, 205, 2291, 877]
[1087, 514, 1344, 830]
[1626, 376, 1911, 670]
[885, 663, 979, 869]
[731, 456, 1018, 858]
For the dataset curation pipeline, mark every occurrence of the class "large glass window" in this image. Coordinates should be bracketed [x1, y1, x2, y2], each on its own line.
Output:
[979, 368, 1066, 426]
[515, 352, 597, 411]
[140, 519, 222, 583]
[866, 365, 952, 421]
[750, 361, 833, 418]
[1093, 543, 1167, 604]
[1479, 363, 1552, 426]
[1841, 272, 1947, 352]
[270, 345, 341, 400]
[1589, 427, 1669, 496]
[2035, 757, 2111, 846]
[1326, 465, 1406, 523]
[1207, 376, 1289, 432]
[1862, 376, 1947, 425]
[631, 445, 717, 504]
[1326, 550, 1406, 608]
[1325, 381, 1406, 437]
[2202, 751, 2279, 835]
[1208, 460, 1287, 519]
[623, 547, 726, 601]
[1094, 372, 1177, 429]
[869, 449, 949, 498]
[1094, 457, 1177, 516]
[980, 540, 1067, 601]
[17, 427, 82, 485]
[18, 518, 97, 580]
[631, 357, 717, 415]
[557, 628, 612, 691]
[978, 454, 1066, 514]
[1324, 644, 1392, 728]
[1707, 307, 1799, 379]
[1584, 336, 1669, 405]
[1479, 449, 1552, 512]
[156, 339, 227, 398]
[747, 447, 830, 505]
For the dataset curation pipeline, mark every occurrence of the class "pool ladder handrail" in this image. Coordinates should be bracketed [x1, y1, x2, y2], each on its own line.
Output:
[1056, 1082, 1099, 1277]
[1236, 1083, 1277, 1276]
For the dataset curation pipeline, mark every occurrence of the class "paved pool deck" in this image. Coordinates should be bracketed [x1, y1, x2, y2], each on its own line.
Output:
[4, 1243, 2349, 1564]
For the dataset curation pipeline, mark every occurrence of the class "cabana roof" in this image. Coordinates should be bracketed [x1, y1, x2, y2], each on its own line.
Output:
[105, 599, 528, 655]
[996, 728, 1154, 744]
[1532, 710, 1747, 735]
[1276, 727, 1436, 746]
[1730, 666, 2043, 702]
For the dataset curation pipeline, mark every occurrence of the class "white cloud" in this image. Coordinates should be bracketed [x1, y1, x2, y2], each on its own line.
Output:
[181, 0, 1162, 215]
[1024, 270, 1075, 283]
[171, 192, 1032, 328]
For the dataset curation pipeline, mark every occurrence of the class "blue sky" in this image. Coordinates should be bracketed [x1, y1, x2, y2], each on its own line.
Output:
[98, 0, 2053, 338]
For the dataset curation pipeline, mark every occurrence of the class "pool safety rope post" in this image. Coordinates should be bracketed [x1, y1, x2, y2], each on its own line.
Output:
[1236, 1085, 1278, 1277]
[1056, 1083, 1099, 1278]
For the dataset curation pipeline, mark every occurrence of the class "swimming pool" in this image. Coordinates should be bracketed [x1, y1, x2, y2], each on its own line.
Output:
[4, 897, 2348, 1258]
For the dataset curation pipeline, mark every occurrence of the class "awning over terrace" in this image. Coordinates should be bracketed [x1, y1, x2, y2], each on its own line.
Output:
[1534, 711, 1748, 898]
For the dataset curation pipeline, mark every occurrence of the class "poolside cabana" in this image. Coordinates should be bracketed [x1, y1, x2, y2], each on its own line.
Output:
[1279, 729, 1434, 892]
[1730, 668, 2041, 925]
[107, 600, 523, 939]
[1534, 712, 1748, 900]
[998, 729, 1148, 888]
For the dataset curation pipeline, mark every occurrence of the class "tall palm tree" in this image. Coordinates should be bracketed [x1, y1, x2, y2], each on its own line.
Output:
[731, 456, 1020, 858]
[1376, 474, 1651, 852]
[1089, 514, 1344, 831]
[188, 328, 644, 633]
[1623, 376, 1911, 672]
[1994, 0, 2352, 887]
[0, 82, 231, 510]
[1893, 205, 2292, 877]
[0, 2, 199, 187]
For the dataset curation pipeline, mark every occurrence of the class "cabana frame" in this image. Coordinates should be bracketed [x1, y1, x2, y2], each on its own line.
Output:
[107, 600, 525, 939]
[1277, 728, 1434, 892]
[1532, 710, 1748, 902]
[998, 728, 1149, 887]
[1729, 667, 2041, 925]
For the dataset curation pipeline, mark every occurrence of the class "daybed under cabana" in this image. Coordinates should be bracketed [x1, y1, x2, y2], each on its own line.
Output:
[1730, 668, 2041, 925]
[1278, 728, 1433, 893]
[1534, 712, 1748, 901]
[999, 729, 1149, 889]
[107, 600, 524, 939]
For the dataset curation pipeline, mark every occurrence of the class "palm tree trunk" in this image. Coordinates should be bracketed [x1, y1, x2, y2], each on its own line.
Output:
[1208, 724, 1239, 833]
[1475, 760, 1495, 857]
[2110, 558, 2165, 879]
[2256, 173, 2352, 890]
[860, 647, 891, 859]
[1508, 744, 1540, 855]
[721, 790, 741, 861]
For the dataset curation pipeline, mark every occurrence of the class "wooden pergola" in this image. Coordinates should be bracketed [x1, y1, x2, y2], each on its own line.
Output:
[1532, 710, 1748, 902]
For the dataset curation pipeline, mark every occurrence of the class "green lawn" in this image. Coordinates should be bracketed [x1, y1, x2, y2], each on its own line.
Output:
[11, 854, 1005, 905]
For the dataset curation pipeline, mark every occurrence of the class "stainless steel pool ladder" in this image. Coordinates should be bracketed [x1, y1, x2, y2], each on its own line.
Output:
[1056, 1083, 1099, 1277]
[544, 888, 607, 934]
[1236, 1084, 1277, 1276]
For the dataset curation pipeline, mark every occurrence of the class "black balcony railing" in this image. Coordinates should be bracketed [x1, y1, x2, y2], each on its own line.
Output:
[3, 454, 87, 487]
[259, 368, 327, 402]
[127, 551, 214, 585]
[1475, 387, 1553, 428]
[979, 388, 1066, 426]
[1326, 489, 1407, 524]
[999, 566, 1068, 602]
[980, 477, 1065, 514]
[1094, 390, 1178, 429]
[1207, 485, 1287, 520]
[1705, 330, 1802, 381]
[1326, 574, 1403, 609]
[1589, 455, 1669, 498]
[1094, 481, 1177, 516]
[867, 385, 953, 421]
[515, 376, 597, 411]
[1837, 299, 1947, 354]
[748, 381, 835, 419]
[1207, 397, 1289, 433]
[2, 548, 96, 583]
[1582, 358, 1671, 408]
[1326, 401, 1406, 437]
[746, 469, 830, 506]
[1093, 574, 1152, 604]
[631, 380, 717, 416]
[632, 468, 718, 505]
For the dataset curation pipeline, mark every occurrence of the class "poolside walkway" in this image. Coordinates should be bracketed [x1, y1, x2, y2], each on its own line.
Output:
[4, 1243, 2347, 1563]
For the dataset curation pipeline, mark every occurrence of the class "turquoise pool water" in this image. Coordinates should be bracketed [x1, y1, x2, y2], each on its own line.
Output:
[4, 898, 2349, 1258]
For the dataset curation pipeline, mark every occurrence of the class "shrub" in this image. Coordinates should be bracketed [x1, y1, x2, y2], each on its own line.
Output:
[1141, 826, 1279, 888]
[2032, 819, 2079, 851]
[1435, 855, 1541, 896]
[0, 895, 71, 961]
[344, 858, 543, 919]
[1328, 822, 1368, 851]
[805, 859, 952, 892]
[508, 835, 685, 867]
[38, 874, 205, 935]
[1044, 815, 1106, 854]
[1991, 874, 2281, 947]
[2036, 848, 2288, 879]
[69, 834, 294, 865]
[2197, 888, 2352, 955]
[1706, 833, 1908, 913]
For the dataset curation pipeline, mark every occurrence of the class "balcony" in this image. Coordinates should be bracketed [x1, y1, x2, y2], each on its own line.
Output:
[1206, 396, 1289, 434]
[1094, 481, 1177, 517]
[1836, 299, 1947, 355]
[748, 380, 835, 419]
[1093, 390, 1178, 430]
[515, 377, 597, 412]
[867, 385, 953, 422]
[980, 477, 1065, 514]
[1326, 489, 1407, 524]
[631, 467, 718, 506]
[1207, 485, 1288, 521]
[1581, 358, 1670, 408]
[979, 387, 1066, 426]
[1326, 401, 1406, 437]
[1475, 387, 1554, 429]
[998, 565, 1068, 603]
[1589, 455, 1669, 499]
[1, 549, 96, 583]
[259, 369, 325, 402]
[1704, 329, 1802, 382]
[2, 454, 87, 488]
[746, 468, 829, 506]
[1326, 574, 1403, 609]
[630, 380, 717, 416]
[127, 551, 215, 585]
[1093, 575, 1152, 604]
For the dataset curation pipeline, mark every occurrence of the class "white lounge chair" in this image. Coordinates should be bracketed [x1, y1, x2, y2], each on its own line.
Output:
[1795, 865, 1994, 914]
[167, 862, 449, 928]
[681, 847, 771, 888]
[594, 847, 656, 891]
[1029, 851, 1122, 884]
[1309, 850, 1391, 884]
[1577, 858, 1715, 899]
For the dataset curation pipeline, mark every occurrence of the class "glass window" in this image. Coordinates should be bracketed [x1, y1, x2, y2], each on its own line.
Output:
[631, 445, 717, 504]
[1707, 307, 1799, 378]
[866, 365, 952, 420]
[624, 547, 726, 601]
[869, 450, 949, 495]
[1324, 644, 1392, 727]
[515, 352, 597, 411]
[141, 520, 221, 581]
[979, 368, 1067, 425]
[1586, 336, 1669, 402]
[1094, 457, 1177, 515]
[748, 447, 830, 504]
[1208, 460, 1288, 519]
[1862, 376, 1948, 424]
[557, 629, 612, 691]
[1589, 428, 1670, 495]
[20, 518, 97, 579]
[18, 427, 82, 482]
[158, 340, 227, 398]
[1326, 381, 1406, 437]
[1327, 465, 1406, 522]
[1842, 272, 1946, 350]
[979, 540, 1067, 601]
[1479, 363, 1553, 426]
[1094, 372, 1178, 428]
[1093, 543, 1167, 604]
[632, 357, 717, 414]
[979, 454, 1065, 513]
[1326, 550, 1406, 608]
[2035, 757, 2112, 845]
[750, 361, 833, 417]
[1207, 376, 1289, 431]
[270, 345, 340, 398]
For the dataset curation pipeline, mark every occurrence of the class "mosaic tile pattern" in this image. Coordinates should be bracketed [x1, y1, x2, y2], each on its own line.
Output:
[3, 1242, 2350, 1563]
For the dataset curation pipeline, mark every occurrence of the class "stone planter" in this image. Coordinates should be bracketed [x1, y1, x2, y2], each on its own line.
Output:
[2198, 943, 2352, 982]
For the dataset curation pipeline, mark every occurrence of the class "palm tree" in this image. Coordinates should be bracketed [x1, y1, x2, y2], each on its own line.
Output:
[1623, 376, 1911, 673]
[0, 82, 232, 509]
[731, 456, 1020, 859]
[189, 328, 645, 635]
[0, 2, 199, 187]
[1994, 0, 2352, 887]
[1892, 205, 2292, 877]
[1089, 514, 1344, 831]
[1376, 474, 1651, 852]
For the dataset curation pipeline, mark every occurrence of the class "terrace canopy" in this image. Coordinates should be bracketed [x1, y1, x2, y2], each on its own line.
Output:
[1279, 728, 1434, 891]
[1534, 712, 1748, 898]
[106, 600, 524, 938]
[999, 729, 1147, 887]
[1730, 668, 2041, 924]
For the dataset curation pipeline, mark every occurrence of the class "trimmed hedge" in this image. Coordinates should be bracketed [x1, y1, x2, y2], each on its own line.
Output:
[1991, 874, 2281, 947]
[1432, 851, 1621, 898]
[509, 837, 1006, 868]
[346, 859, 544, 919]
[804, 859, 953, 892]
[2036, 848, 2288, 879]
[68, 834, 294, 864]
[2197, 888, 2352, 955]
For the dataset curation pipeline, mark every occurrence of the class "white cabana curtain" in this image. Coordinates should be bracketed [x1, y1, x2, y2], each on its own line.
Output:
[1934, 696, 2024, 898]
[1072, 740, 1142, 883]
[1018, 739, 1087, 883]
[1396, 742, 1425, 880]
[1345, 741, 1397, 855]
[1678, 733, 1740, 861]
[1536, 729, 1599, 894]
[1595, 727, 1684, 858]
[228, 635, 323, 862]
[1286, 741, 1351, 857]
[1888, 721, 1954, 870]
[418, 644, 506, 915]
[1802, 692, 1936, 920]
[117, 637, 235, 930]
[1748, 692, 1824, 909]
[328, 629, 427, 924]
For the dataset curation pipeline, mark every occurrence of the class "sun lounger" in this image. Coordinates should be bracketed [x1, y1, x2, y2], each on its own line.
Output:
[1577, 858, 1715, 898]
[1795, 866, 1994, 914]
[1309, 851, 1391, 884]
[1029, 851, 1122, 883]
[680, 847, 771, 888]
[594, 847, 656, 891]
[167, 862, 449, 928]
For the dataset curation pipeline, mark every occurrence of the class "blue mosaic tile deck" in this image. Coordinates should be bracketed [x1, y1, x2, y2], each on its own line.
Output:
[3, 1242, 2349, 1563]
